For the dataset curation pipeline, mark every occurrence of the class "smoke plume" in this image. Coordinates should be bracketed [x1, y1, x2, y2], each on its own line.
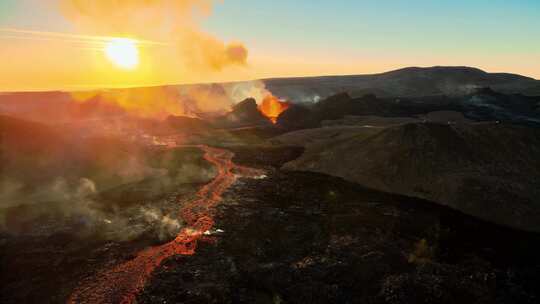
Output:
[70, 87, 186, 119]
[60, 0, 248, 70]
[67, 80, 278, 119]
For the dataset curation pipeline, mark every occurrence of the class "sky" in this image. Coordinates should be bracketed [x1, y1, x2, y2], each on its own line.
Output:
[0, 0, 539, 91]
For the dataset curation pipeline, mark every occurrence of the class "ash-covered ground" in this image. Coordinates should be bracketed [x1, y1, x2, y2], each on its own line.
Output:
[0, 146, 214, 303]
[2, 138, 540, 304]
[136, 146, 540, 304]
[2, 144, 540, 303]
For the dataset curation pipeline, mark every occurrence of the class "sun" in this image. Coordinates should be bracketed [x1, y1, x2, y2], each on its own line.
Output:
[104, 38, 139, 69]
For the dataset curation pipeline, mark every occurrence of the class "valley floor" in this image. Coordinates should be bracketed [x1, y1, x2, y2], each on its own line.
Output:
[140, 146, 540, 304]
[2, 145, 540, 304]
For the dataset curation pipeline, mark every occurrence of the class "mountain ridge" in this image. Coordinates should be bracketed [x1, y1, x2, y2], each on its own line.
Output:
[264, 66, 540, 102]
[281, 121, 540, 232]
[264, 66, 537, 82]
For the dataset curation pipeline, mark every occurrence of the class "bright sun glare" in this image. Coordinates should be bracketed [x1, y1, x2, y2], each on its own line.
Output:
[104, 38, 139, 69]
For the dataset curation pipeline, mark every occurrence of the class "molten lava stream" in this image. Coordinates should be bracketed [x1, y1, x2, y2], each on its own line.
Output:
[68, 145, 263, 304]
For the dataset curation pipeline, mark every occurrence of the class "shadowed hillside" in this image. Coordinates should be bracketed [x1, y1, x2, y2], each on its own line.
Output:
[283, 122, 540, 232]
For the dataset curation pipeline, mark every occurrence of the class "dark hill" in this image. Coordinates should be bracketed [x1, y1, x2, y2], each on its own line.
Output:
[211, 98, 271, 128]
[283, 122, 540, 232]
[276, 87, 540, 130]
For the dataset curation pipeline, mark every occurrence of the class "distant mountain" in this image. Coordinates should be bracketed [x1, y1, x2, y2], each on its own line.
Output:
[2, 66, 538, 123]
[276, 87, 540, 130]
[2, 66, 539, 130]
[264, 66, 540, 101]
[282, 122, 540, 232]
[0, 91, 76, 123]
[0, 87, 204, 123]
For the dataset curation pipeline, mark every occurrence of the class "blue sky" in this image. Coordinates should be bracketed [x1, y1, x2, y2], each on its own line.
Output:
[3, 0, 539, 55]
[204, 0, 540, 55]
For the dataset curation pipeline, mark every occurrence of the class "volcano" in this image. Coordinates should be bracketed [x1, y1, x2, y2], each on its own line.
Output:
[258, 95, 290, 124]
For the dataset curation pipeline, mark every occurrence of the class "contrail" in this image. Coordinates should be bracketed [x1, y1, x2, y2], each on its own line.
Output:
[0, 34, 103, 50]
[0, 28, 169, 46]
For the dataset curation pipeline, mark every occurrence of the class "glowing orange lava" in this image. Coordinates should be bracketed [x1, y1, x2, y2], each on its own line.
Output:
[68, 145, 263, 304]
[258, 95, 290, 124]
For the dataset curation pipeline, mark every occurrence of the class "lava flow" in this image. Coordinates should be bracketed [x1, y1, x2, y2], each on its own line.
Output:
[258, 95, 290, 124]
[68, 145, 263, 304]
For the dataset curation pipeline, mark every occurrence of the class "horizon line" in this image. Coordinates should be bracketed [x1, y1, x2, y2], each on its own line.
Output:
[1, 65, 538, 93]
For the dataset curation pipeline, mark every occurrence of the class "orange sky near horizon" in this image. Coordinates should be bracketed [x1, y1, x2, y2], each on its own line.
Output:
[1, 0, 539, 92]
[2, 33, 538, 92]
[0, 34, 385, 91]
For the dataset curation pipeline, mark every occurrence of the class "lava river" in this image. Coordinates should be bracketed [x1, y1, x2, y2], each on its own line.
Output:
[68, 145, 263, 304]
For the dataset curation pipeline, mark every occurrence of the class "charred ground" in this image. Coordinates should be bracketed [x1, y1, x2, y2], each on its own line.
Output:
[138, 146, 540, 304]
[2, 66, 540, 303]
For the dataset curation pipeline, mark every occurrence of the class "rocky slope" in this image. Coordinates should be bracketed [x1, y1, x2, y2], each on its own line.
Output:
[136, 146, 540, 304]
[282, 122, 540, 232]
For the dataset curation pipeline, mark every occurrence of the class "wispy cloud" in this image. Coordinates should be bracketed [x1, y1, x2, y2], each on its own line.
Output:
[0, 28, 168, 48]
